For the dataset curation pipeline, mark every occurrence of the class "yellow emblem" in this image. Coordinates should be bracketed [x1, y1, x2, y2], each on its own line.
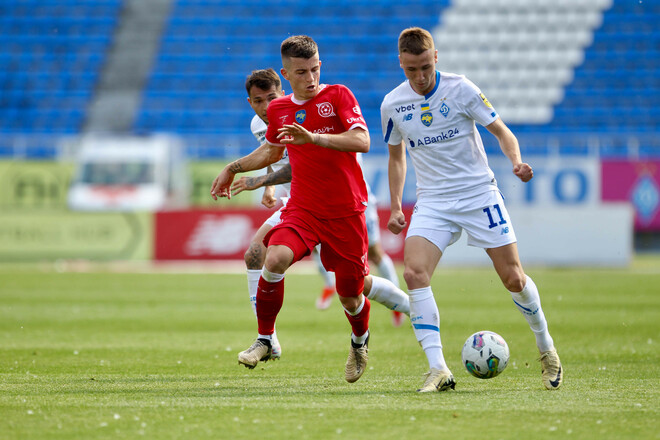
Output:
[480, 93, 493, 108]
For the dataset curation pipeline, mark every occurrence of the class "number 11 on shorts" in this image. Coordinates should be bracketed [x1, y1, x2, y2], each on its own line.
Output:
[483, 204, 507, 229]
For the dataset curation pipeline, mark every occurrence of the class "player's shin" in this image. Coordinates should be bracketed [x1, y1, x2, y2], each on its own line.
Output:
[510, 275, 554, 352]
[365, 275, 410, 315]
[343, 295, 371, 342]
[256, 268, 285, 336]
[246, 269, 261, 316]
[409, 287, 448, 371]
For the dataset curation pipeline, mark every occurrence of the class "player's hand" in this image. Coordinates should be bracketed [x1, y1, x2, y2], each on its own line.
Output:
[387, 210, 407, 235]
[261, 186, 277, 208]
[513, 163, 533, 182]
[230, 176, 258, 197]
[277, 123, 314, 145]
[210, 169, 234, 200]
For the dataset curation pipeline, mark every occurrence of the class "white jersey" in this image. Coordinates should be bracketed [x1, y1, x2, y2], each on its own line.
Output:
[251, 114, 291, 195]
[381, 71, 499, 201]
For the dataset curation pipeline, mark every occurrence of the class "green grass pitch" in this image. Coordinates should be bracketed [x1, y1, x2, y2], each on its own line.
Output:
[1, 258, 659, 439]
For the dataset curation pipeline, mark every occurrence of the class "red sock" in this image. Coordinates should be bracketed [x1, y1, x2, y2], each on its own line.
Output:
[344, 297, 370, 338]
[256, 277, 284, 335]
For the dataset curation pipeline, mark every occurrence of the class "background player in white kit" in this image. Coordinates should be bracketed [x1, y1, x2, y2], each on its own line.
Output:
[382, 27, 563, 392]
[238, 68, 410, 363]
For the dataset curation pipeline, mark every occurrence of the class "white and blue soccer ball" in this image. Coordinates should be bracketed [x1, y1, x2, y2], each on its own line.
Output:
[461, 330, 510, 379]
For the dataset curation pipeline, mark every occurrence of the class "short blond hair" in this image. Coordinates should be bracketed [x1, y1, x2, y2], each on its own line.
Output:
[398, 27, 435, 55]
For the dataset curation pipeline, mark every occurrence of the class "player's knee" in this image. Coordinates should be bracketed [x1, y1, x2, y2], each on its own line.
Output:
[263, 248, 292, 273]
[403, 267, 430, 289]
[244, 242, 266, 270]
[502, 270, 526, 292]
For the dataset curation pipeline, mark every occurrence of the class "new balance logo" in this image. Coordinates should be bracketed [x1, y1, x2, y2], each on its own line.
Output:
[501, 227, 509, 235]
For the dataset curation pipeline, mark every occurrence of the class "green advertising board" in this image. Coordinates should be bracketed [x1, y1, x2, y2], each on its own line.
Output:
[0, 161, 152, 261]
[0, 211, 152, 261]
[0, 160, 261, 261]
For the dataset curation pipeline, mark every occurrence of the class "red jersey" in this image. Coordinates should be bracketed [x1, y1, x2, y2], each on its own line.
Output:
[265, 84, 368, 219]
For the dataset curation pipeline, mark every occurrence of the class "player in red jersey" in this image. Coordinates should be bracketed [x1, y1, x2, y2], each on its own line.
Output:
[211, 35, 396, 383]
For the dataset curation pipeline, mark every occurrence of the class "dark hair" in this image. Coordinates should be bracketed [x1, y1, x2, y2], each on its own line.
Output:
[398, 27, 435, 55]
[245, 68, 282, 95]
[281, 35, 318, 60]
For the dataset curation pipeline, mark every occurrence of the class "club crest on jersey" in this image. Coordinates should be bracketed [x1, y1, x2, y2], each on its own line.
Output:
[439, 102, 450, 118]
[421, 112, 433, 127]
[352, 105, 362, 115]
[295, 110, 306, 123]
[317, 102, 336, 117]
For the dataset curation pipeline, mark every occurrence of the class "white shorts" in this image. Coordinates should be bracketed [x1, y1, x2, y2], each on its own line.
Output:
[365, 195, 380, 246]
[407, 189, 517, 253]
[264, 207, 284, 228]
[263, 197, 289, 228]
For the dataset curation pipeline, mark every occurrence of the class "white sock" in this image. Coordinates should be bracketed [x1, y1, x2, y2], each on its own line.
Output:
[351, 329, 369, 345]
[366, 275, 410, 315]
[312, 247, 335, 288]
[377, 254, 400, 288]
[510, 275, 554, 352]
[246, 269, 261, 316]
[409, 287, 448, 371]
[261, 267, 285, 283]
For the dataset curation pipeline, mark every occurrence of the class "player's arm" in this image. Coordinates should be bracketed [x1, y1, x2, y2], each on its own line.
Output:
[231, 163, 292, 197]
[277, 123, 369, 153]
[485, 118, 533, 183]
[261, 166, 277, 208]
[387, 141, 407, 235]
[210, 142, 285, 200]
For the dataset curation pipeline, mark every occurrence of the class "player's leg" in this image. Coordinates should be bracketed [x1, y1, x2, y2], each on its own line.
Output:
[362, 273, 409, 316]
[486, 243, 562, 390]
[364, 200, 404, 326]
[403, 235, 456, 392]
[320, 213, 371, 383]
[239, 225, 310, 369]
[313, 244, 336, 310]
[367, 242, 405, 326]
[337, 276, 370, 383]
[244, 215, 282, 358]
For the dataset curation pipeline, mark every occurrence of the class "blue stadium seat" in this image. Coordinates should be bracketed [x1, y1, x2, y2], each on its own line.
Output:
[0, 0, 121, 139]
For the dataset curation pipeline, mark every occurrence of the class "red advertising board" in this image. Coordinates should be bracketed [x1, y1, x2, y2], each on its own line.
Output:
[601, 161, 660, 231]
[154, 207, 413, 261]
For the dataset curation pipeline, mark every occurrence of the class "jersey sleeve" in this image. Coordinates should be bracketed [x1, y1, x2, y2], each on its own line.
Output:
[336, 85, 368, 131]
[380, 97, 402, 146]
[265, 100, 285, 146]
[250, 115, 267, 143]
[460, 77, 499, 127]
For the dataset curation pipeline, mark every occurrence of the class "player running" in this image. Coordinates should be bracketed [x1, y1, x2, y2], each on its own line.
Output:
[232, 153, 406, 326]
[382, 27, 563, 392]
[213, 36, 409, 383]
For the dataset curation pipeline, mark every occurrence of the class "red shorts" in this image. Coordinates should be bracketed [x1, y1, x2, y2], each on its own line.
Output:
[263, 205, 369, 281]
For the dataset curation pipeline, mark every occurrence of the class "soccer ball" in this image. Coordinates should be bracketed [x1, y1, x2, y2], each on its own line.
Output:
[461, 330, 510, 379]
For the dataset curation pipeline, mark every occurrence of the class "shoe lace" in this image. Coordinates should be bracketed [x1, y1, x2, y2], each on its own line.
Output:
[247, 340, 265, 353]
[539, 351, 559, 370]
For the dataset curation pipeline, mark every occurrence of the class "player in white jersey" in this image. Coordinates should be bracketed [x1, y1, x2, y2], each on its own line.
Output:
[382, 28, 562, 392]
[235, 69, 410, 364]
[240, 69, 287, 360]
